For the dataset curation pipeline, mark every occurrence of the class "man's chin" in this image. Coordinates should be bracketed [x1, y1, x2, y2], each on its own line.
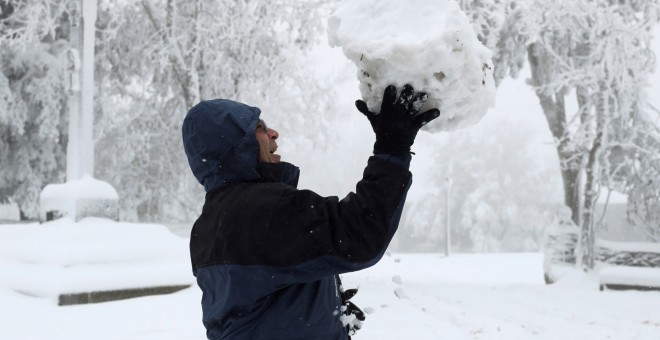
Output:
[270, 154, 282, 163]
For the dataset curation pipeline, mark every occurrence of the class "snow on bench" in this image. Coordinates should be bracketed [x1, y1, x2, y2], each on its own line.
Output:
[597, 240, 660, 291]
[599, 266, 660, 291]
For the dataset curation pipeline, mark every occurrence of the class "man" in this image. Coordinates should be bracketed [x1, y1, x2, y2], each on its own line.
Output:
[182, 85, 439, 339]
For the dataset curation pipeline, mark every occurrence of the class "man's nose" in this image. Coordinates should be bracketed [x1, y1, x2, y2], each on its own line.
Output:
[268, 128, 279, 140]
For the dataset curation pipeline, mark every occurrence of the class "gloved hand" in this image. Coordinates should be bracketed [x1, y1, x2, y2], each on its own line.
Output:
[340, 289, 365, 337]
[356, 84, 440, 154]
[336, 276, 365, 337]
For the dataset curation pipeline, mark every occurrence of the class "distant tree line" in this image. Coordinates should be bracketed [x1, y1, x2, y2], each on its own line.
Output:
[0, 0, 334, 221]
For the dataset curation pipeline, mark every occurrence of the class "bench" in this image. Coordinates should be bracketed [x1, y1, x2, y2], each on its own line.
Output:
[599, 266, 660, 291]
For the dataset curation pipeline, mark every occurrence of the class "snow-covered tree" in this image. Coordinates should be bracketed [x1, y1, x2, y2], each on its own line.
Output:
[610, 112, 660, 242]
[523, 0, 660, 268]
[462, 0, 660, 267]
[459, 0, 528, 84]
[94, 0, 335, 221]
[0, 0, 70, 219]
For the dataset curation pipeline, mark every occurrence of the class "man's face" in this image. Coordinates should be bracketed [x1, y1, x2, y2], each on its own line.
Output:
[255, 119, 281, 163]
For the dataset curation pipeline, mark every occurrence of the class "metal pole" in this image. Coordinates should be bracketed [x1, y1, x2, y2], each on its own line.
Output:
[66, 1, 82, 181]
[80, 0, 97, 177]
[66, 0, 97, 181]
[445, 176, 452, 257]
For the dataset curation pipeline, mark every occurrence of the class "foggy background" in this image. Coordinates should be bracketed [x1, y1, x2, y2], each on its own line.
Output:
[1, 0, 659, 253]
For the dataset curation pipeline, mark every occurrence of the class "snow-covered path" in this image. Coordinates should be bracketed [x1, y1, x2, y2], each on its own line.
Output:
[343, 254, 660, 339]
[364, 280, 659, 339]
[2, 253, 659, 339]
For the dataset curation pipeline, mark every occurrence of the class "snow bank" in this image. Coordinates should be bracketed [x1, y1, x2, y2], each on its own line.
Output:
[328, 0, 496, 132]
[0, 218, 191, 299]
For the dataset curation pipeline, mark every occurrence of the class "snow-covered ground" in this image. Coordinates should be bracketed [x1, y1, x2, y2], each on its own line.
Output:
[1, 221, 658, 340]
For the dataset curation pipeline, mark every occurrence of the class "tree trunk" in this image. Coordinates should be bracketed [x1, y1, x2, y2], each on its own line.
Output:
[581, 133, 601, 269]
[580, 83, 608, 269]
[527, 43, 581, 225]
[560, 167, 580, 224]
[19, 208, 31, 221]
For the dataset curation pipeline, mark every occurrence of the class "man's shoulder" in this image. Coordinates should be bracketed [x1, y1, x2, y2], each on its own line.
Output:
[208, 181, 294, 198]
[192, 181, 299, 267]
[201, 181, 297, 216]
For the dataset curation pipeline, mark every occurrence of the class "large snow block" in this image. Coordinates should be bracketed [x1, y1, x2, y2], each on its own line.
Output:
[328, 0, 496, 132]
[39, 175, 119, 222]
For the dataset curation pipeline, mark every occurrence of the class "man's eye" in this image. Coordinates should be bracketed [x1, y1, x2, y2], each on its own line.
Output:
[257, 119, 268, 133]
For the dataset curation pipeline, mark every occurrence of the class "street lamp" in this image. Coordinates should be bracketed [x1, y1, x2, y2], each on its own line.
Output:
[39, 0, 119, 223]
[445, 176, 452, 257]
[66, 0, 95, 180]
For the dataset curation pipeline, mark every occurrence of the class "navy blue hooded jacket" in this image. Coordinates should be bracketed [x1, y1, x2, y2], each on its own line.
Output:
[182, 99, 412, 339]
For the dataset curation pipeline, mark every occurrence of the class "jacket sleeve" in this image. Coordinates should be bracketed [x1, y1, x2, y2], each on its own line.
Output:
[260, 156, 412, 285]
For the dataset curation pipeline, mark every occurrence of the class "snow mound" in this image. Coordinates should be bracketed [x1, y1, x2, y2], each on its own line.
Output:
[393, 287, 409, 299]
[0, 219, 191, 298]
[40, 175, 119, 222]
[328, 0, 496, 132]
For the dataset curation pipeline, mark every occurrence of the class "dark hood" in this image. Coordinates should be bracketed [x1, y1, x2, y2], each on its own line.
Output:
[182, 99, 262, 192]
[182, 99, 299, 192]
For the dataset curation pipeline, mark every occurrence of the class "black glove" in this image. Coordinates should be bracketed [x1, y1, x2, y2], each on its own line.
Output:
[341, 288, 365, 322]
[356, 84, 440, 154]
[336, 276, 365, 337]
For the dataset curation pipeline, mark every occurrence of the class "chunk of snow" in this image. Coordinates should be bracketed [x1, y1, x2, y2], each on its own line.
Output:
[392, 275, 403, 285]
[328, 0, 496, 132]
[339, 313, 363, 331]
[393, 287, 409, 299]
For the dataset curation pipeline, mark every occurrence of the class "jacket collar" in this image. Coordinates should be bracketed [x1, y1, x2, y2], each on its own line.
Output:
[259, 161, 300, 188]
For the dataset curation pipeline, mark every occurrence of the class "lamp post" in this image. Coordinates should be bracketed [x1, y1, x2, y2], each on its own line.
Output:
[66, 0, 96, 181]
[445, 176, 452, 257]
[39, 0, 118, 223]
